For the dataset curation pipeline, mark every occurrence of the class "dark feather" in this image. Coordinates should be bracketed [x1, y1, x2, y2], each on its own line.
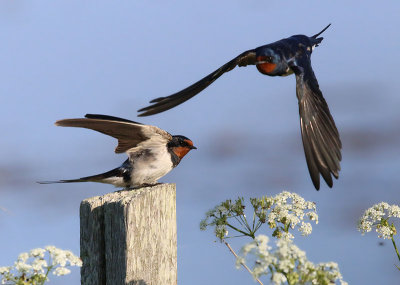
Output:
[55, 117, 149, 153]
[38, 159, 131, 185]
[311, 24, 331, 39]
[85, 114, 143, 124]
[292, 54, 341, 190]
[137, 50, 257, 116]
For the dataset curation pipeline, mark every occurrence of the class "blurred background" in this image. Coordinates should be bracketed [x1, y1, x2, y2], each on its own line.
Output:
[1, 1, 399, 284]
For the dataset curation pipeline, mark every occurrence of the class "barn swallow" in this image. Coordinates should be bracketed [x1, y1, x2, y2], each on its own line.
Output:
[138, 24, 341, 190]
[39, 114, 196, 188]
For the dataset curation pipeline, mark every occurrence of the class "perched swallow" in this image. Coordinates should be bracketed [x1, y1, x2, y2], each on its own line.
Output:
[138, 24, 341, 190]
[39, 114, 196, 188]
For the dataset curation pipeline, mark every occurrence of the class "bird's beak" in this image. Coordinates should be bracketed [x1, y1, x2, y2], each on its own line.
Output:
[190, 146, 197, 150]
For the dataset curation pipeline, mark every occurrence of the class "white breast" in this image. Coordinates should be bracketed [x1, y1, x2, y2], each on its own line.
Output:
[129, 145, 173, 187]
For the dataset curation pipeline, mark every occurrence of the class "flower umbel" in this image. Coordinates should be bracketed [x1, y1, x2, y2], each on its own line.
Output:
[252, 191, 318, 239]
[201, 191, 346, 285]
[358, 202, 399, 239]
[0, 246, 82, 285]
[200, 197, 247, 241]
[358, 202, 400, 269]
[200, 191, 318, 241]
[238, 235, 347, 285]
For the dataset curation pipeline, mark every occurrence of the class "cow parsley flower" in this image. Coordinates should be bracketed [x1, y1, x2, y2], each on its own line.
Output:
[65, 250, 82, 267]
[0, 267, 10, 275]
[272, 272, 287, 285]
[201, 191, 347, 284]
[237, 235, 347, 285]
[201, 192, 318, 241]
[32, 258, 47, 273]
[359, 202, 400, 269]
[358, 202, 399, 239]
[17, 252, 29, 263]
[299, 222, 312, 236]
[53, 267, 71, 276]
[14, 260, 32, 273]
[0, 246, 82, 284]
[30, 248, 46, 258]
[253, 191, 318, 239]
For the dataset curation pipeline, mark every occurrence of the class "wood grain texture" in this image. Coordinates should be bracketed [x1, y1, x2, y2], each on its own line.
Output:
[80, 195, 106, 285]
[80, 184, 177, 285]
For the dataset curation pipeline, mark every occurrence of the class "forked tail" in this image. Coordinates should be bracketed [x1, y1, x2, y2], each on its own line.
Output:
[311, 24, 331, 39]
[37, 166, 124, 185]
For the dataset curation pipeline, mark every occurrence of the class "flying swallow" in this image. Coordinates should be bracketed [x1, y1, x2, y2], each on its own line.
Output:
[138, 24, 341, 190]
[39, 114, 196, 188]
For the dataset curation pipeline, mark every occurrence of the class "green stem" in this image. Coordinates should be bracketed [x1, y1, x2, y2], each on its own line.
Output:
[240, 214, 252, 232]
[226, 224, 252, 238]
[41, 266, 52, 285]
[236, 214, 250, 233]
[391, 236, 400, 266]
[41, 255, 53, 285]
[254, 221, 263, 232]
[223, 240, 264, 285]
[233, 215, 246, 229]
[225, 234, 247, 239]
[252, 212, 256, 231]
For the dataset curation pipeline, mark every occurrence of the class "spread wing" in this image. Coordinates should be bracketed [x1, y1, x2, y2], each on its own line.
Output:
[291, 56, 342, 190]
[55, 114, 172, 153]
[138, 49, 257, 116]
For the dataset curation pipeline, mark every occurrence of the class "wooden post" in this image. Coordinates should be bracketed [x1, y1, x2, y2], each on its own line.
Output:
[80, 183, 177, 285]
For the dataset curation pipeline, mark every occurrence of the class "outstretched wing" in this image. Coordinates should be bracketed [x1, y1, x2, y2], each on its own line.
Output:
[55, 114, 172, 153]
[138, 49, 257, 116]
[84, 114, 143, 124]
[291, 55, 342, 190]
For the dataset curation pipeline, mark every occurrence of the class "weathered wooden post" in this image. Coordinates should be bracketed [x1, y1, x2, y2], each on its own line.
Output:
[80, 183, 177, 285]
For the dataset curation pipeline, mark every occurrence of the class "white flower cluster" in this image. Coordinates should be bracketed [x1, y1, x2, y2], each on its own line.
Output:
[44, 246, 82, 271]
[266, 191, 318, 237]
[0, 246, 82, 284]
[237, 234, 347, 285]
[358, 202, 400, 239]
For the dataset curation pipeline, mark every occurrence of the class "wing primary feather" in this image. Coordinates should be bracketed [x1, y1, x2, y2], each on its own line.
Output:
[55, 117, 149, 153]
[300, 118, 321, 190]
[305, 121, 333, 187]
[55, 116, 172, 154]
[294, 55, 341, 189]
[313, 120, 340, 176]
[304, 95, 341, 175]
[138, 50, 256, 116]
[313, 113, 342, 166]
[85, 114, 143, 124]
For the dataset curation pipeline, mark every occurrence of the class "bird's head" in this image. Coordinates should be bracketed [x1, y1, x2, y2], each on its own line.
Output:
[169, 135, 197, 159]
[255, 48, 281, 75]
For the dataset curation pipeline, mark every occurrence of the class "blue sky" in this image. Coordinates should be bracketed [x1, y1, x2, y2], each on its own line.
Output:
[1, 1, 400, 284]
